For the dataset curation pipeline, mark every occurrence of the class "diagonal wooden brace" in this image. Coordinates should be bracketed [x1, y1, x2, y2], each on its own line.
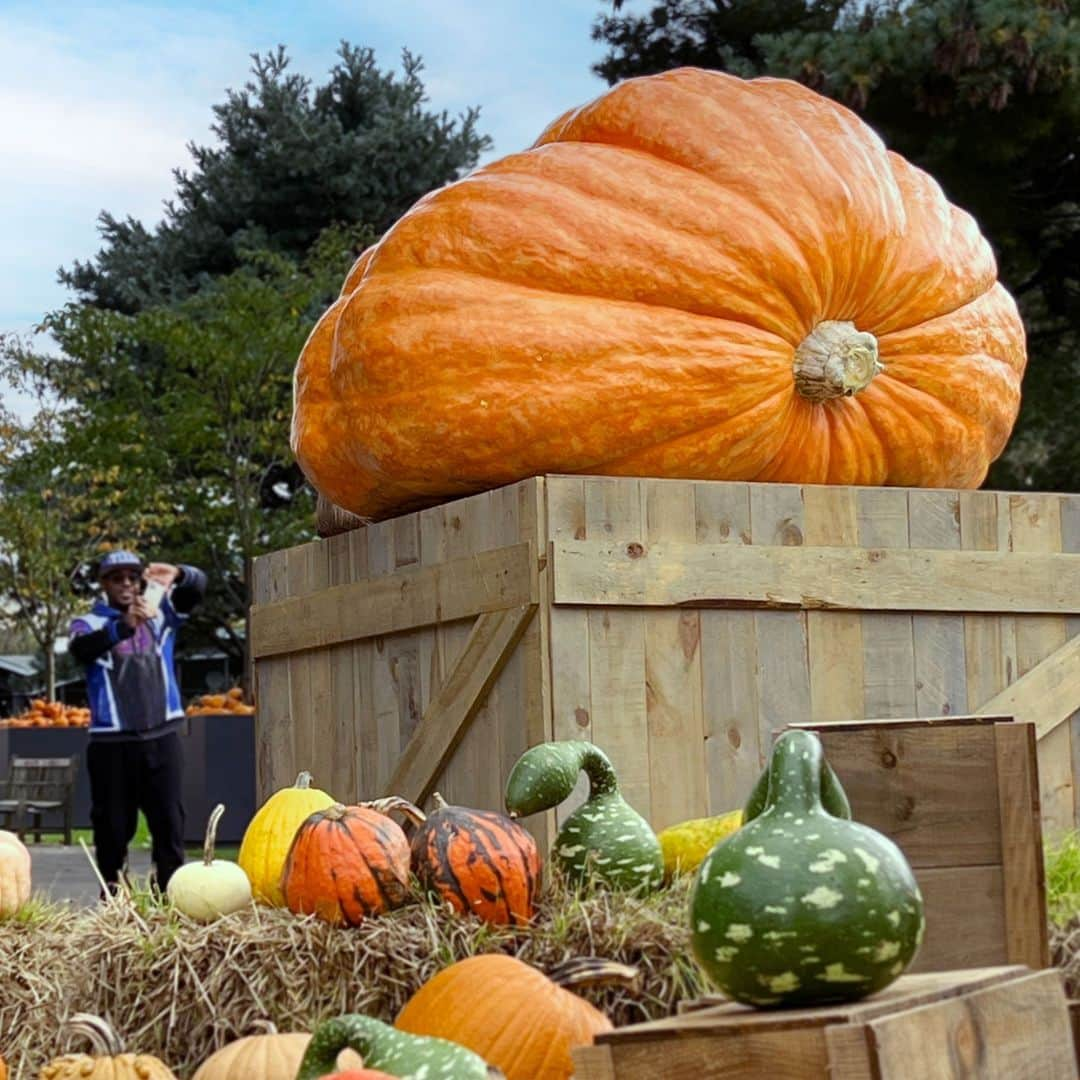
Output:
[385, 602, 538, 806]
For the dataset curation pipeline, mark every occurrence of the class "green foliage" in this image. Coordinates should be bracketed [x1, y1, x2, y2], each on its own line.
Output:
[62, 45, 491, 315]
[1046, 832, 1080, 924]
[0, 359, 171, 695]
[10, 227, 367, 659]
[592, 0, 1080, 491]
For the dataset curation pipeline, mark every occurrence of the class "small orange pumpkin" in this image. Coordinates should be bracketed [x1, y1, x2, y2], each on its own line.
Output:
[395, 955, 636, 1080]
[293, 67, 1025, 522]
[281, 803, 411, 925]
[409, 793, 541, 926]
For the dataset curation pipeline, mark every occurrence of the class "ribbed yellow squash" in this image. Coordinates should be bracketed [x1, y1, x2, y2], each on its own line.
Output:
[237, 772, 335, 905]
[658, 809, 743, 878]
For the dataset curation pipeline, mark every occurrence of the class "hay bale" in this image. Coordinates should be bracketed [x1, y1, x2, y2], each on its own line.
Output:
[0, 878, 704, 1078]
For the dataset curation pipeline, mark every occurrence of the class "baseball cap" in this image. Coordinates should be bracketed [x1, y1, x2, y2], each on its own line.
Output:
[98, 550, 145, 579]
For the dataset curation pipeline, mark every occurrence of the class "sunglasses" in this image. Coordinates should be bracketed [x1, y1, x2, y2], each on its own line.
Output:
[103, 571, 143, 584]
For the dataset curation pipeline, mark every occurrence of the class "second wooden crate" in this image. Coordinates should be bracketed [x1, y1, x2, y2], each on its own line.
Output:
[571, 966, 1076, 1080]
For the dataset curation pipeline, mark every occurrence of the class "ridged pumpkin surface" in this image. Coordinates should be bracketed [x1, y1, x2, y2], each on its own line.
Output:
[190, 1031, 311, 1080]
[293, 67, 1025, 521]
[411, 796, 541, 925]
[396, 954, 612, 1080]
[281, 804, 411, 925]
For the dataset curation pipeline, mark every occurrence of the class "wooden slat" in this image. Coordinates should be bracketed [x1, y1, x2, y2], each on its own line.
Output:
[869, 969, 1075, 1080]
[326, 533, 358, 800]
[961, 491, 1013, 708]
[347, 527, 377, 800]
[822, 1026, 875, 1080]
[644, 480, 706, 831]
[570, 1046, 616, 1080]
[856, 488, 916, 719]
[1011, 493, 1073, 837]
[909, 491, 967, 717]
[750, 484, 810, 764]
[366, 518, 400, 795]
[545, 477, 593, 826]
[910, 864, 1008, 973]
[550, 539, 1080, 613]
[975, 635, 1080, 739]
[252, 550, 294, 800]
[251, 541, 538, 659]
[585, 477, 651, 821]
[285, 544, 317, 786]
[994, 721, 1049, 969]
[385, 603, 538, 806]
[804, 486, 864, 722]
[697, 483, 759, 811]
[794, 718, 1003, 867]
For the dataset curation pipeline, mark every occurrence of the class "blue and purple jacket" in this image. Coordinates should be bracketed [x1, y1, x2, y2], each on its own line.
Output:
[69, 565, 207, 740]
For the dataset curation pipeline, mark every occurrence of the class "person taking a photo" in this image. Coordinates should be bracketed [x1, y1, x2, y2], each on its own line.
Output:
[69, 550, 207, 895]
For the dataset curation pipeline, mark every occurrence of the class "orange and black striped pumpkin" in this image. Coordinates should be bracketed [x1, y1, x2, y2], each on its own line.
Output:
[281, 803, 411, 925]
[410, 793, 541, 926]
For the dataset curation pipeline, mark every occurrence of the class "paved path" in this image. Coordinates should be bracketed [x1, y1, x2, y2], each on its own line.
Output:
[27, 845, 154, 907]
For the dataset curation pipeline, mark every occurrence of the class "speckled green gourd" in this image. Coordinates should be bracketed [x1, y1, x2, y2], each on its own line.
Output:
[295, 1013, 501, 1079]
[690, 729, 924, 1008]
[504, 740, 663, 892]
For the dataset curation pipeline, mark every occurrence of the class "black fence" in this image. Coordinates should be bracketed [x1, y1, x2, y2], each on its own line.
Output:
[0, 713, 256, 845]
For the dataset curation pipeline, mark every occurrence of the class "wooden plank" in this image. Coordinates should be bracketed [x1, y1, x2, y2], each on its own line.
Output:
[975, 635, 1080, 739]
[347, 527, 377, 800]
[910, 864, 1008, 973]
[366, 518, 400, 796]
[252, 551, 294, 800]
[390, 515, 423, 754]
[418, 504, 450, 795]
[250, 541, 538, 659]
[960, 491, 1013, 709]
[679, 967, 1024, 1022]
[909, 490, 968, 718]
[326, 533, 359, 800]
[750, 484, 810, 763]
[570, 1046, 616, 1080]
[1065, 497, 1080, 830]
[795, 719, 1002, 867]
[550, 540, 1080, 613]
[644, 480, 706, 831]
[856, 488, 916, 719]
[545, 476, 593, 826]
[994, 721, 1049, 969]
[869, 969, 1075, 1080]
[804, 486, 864, 723]
[823, 1025, 875, 1080]
[1010, 493, 1073, 838]
[384, 602, 537, 806]
[586, 477, 651, 821]
[697, 483, 759, 812]
[305, 542, 335, 797]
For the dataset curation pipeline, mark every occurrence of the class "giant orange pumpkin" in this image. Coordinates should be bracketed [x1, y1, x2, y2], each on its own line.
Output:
[293, 68, 1025, 522]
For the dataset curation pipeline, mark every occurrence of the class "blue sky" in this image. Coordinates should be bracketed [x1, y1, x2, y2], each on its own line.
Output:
[0, 0, 616, 350]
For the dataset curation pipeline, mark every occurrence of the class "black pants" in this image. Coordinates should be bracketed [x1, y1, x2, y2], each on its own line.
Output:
[87, 732, 186, 893]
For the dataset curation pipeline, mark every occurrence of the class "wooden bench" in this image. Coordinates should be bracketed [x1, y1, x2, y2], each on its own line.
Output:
[0, 756, 79, 843]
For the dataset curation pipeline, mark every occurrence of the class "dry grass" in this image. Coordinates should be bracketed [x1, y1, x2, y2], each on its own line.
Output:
[0, 876, 705, 1078]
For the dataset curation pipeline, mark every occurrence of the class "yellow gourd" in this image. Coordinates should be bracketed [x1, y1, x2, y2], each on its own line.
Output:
[657, 809, 743, 878]
[238, 772, 335, 905]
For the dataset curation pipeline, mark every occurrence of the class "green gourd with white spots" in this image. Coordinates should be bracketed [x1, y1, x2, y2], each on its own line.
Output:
[295, 1013, 502, 1079]
[504, 740, 663, 892]
[690, 729, 924, 1008]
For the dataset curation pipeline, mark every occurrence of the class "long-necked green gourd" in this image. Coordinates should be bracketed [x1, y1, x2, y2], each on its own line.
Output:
[690, 729, 924, 1008]
[295, 1014, 501, 1079]
[505, 740, 663, 891]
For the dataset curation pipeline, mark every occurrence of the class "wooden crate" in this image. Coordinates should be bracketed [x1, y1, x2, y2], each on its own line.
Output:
[250, 476, 1080, 857]
[570, 965, 1077, 1080]
[789, 716, 1047, 973]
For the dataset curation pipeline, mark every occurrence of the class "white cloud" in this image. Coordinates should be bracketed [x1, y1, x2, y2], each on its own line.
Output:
[0, 0, 610, 356]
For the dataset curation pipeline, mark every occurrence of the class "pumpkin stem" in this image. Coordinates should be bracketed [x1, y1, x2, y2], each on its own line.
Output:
[359, 796, 427, 827]
[793, 321, 883, 402]
[431, 791, 449, 810]
[202, 803, 225, 867]
[294, 771, 314, 789]
[248, 1019, 279, 1035]
[323, 803, 348, 822]
[546, 957, 640, 991]
[65, 1013, 126, 1056]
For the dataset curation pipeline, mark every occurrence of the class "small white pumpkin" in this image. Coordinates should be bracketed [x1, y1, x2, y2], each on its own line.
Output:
[0, 829, 31, 917]
[167, 804, 252, 921]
